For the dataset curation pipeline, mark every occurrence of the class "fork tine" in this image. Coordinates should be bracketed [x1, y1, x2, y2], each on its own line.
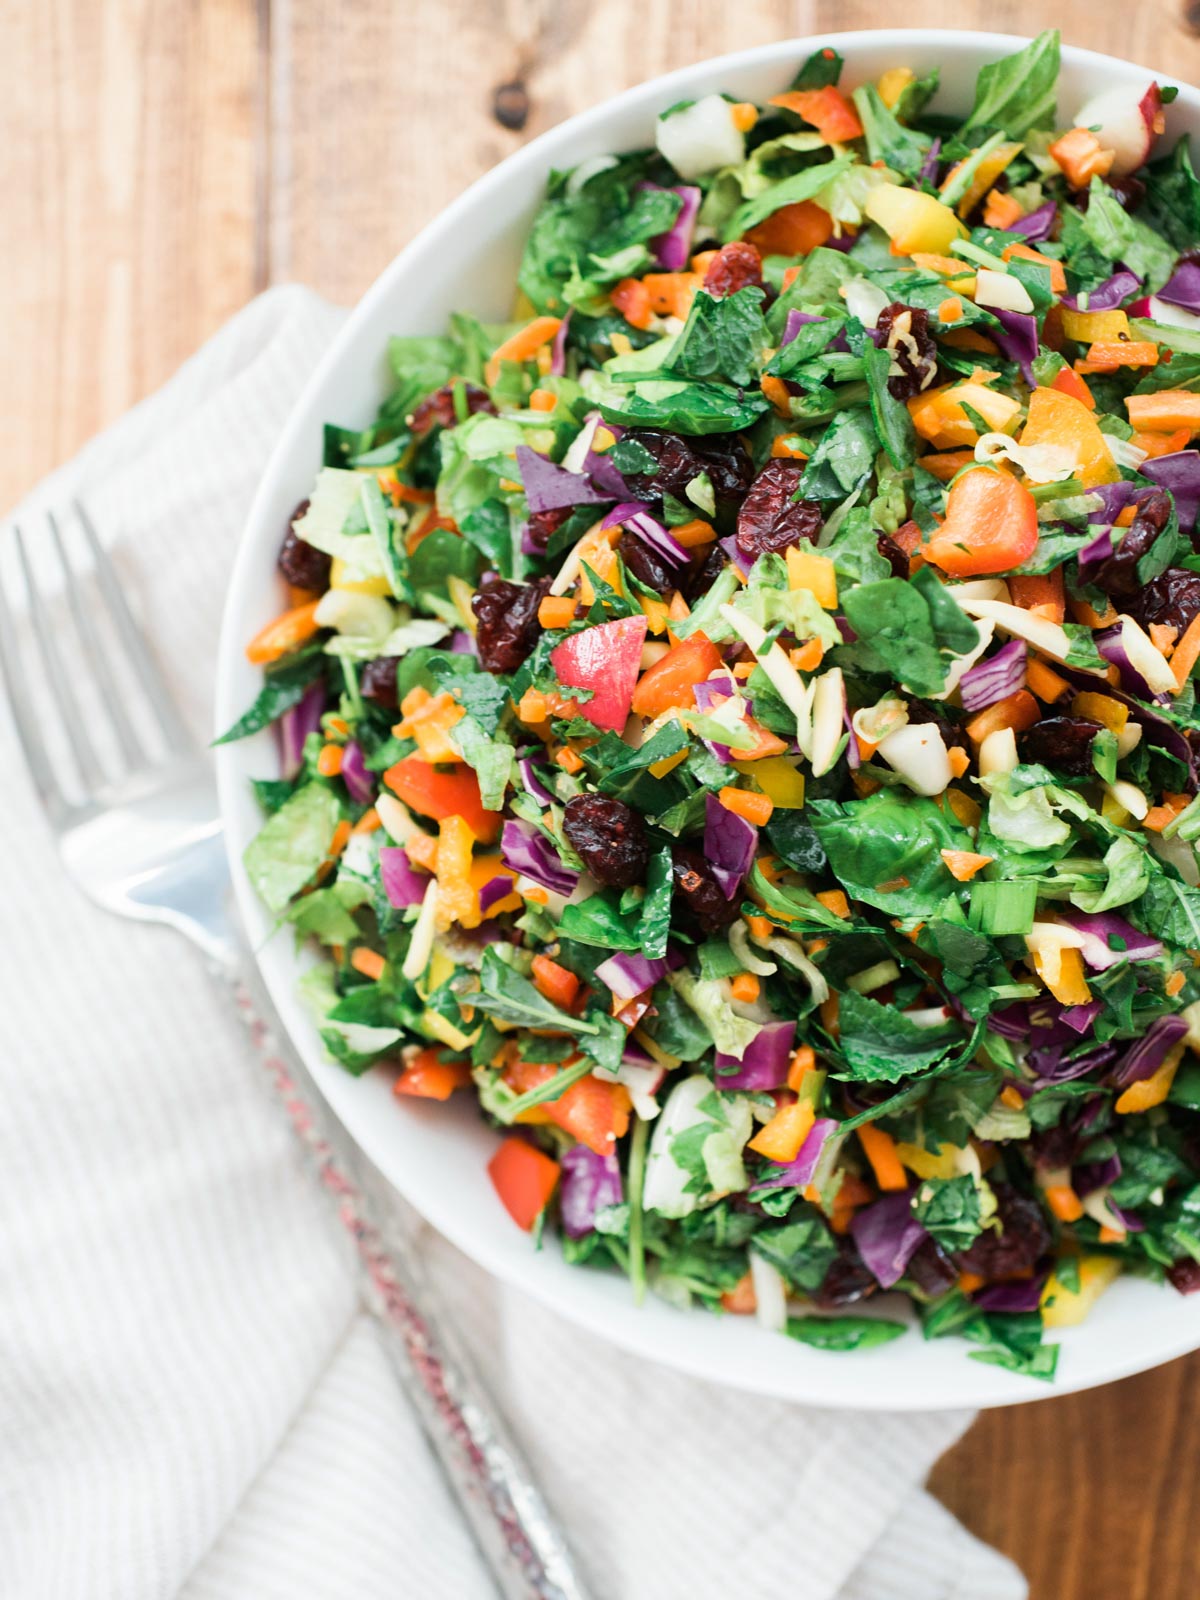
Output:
[14, 524, 107, 795]
[0, 534, 69, 820]
[73, 499, 191, 755]
[47, 510, 146, 772]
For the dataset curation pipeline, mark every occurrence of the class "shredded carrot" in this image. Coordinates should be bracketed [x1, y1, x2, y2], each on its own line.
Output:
[982, 190, 1023, 230]
[789, 637, 824, 672]
[718, 786, 774, 826]
[958, 1271, 986, 1295]
[819, 992, 840, 1035]
[938, 297, 964, 323]
[720, 1272, 758, 1314]
[770, 434, 808, 460]
[1166, 970, 1187, 997]
[1026, 657, 1070, 704]
[965, 689, 1040, 745]
[1001, 242, 1067, 294]
[917, 449, 975, 482]
[1126, 391, 1200, 436]
[1098, 1225, 1127, 1245]
[538, 596, 578, 630]
[1009, 570, 1065, 624]
[730, 972, 761, 1003]
[327, 715, 349, 737]
[1133, 426, 1191, 459]
[246, 600, 322, 665]
[554, 746, 584, 774]
[642, 271, 702, 320]
[1173, 612, 1200, 691]
[816, 888, 850, 919]
[746, 914, 773, 940]
[405, 832, 438, 871]
[1000, 1085, 1026, 1111]
[1144, 794, 1189, 832]
[1077, 340, 1159, 375]
[1069, 597, 1117, 629]
[518, 688, 549, 723]
[316, 743, 343, 778]
[1150, 623, 1179, 657]
[787, 1045, 816, 1092]
[529, 387, 557, 412]
[484, 316, 562, 387]
[947, 746, 971, 779]
[1044, 1183, 1084, 1223]
[1049, 126, 1115, 188]
[939, 848, 993, 882]
[858, 1124, 907, 1192]
[352, 807, 381, 835]
[670, 518, 716, 548]
[350, 947, 386, 981]
[729, 100, 759, 132]
[760, 375, 792, 416]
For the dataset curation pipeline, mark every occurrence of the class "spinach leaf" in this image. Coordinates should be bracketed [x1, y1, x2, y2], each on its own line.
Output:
[862, 343, 917, 468]
[834, 990, 964, 1082]
[766, 248, 857, 334]
[910, 1175, 983, 1251]
[852, 84, 933, 181]
[962, 29, 1060, 138]
[594, 374, 769, 436]
[558, 891, 645, 951]
[387, 333, 462, 416]
[666, 287, 768, 387]
[796, 407, 877, 499]
[1144, 135, 1200, 254]
[791, 46, 843, 89]
[214, 642, 325, 745]
[1081, 180, 1177, 292]
[469, 947, 600, 1034]
[639, 845, 674, 961]
[751, 1212, 839, 1292]
[810, 789, 970, 918]
[785, 1315, 907, 1351]
[840, 572, 977, 697]
[1135, 872, 1200, 950]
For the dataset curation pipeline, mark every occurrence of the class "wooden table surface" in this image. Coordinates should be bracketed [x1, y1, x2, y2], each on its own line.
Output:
[7, 2, 1200, 1594]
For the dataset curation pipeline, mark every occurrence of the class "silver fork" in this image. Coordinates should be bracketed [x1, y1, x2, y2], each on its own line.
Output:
[0, 501, 592, 1600]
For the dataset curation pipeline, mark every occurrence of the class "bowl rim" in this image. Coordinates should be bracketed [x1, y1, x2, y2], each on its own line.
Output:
[215, 28, 1200, 1409]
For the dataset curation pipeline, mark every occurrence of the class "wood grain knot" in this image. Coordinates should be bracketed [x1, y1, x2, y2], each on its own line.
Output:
[492, 79, 530, 131]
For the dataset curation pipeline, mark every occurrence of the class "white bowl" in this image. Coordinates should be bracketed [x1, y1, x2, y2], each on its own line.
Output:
[216, 31, 1200, 1409]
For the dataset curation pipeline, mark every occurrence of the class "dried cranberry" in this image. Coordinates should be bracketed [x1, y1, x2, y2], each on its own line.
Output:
[622, 429, 752, 506]
[905, 1238, 958, 1299]
[875, 303, 938, 400]
[1168, 1258, 1200, 1295]
[702, 241, 764, 298]
[1079, 174, 1147, 209]
[524, 506, 572, 556]
[410, 381, 497, 437]
[360, 656, 401, 710]
[1129, 567, 1200, 637]
[812, 1240, 877, 1310]
[617, 531, 674, 594]
[954, 1184, 1052, 1280]
[277, 500, 331, 592]
[683, 543, 730, 603]
[472, 572, 553, 675]
[735, 461, 823, 559]
[876, 532, 911, 580]
[562, 794, 650, 888]
[906, 701, 967, 752]
[1020, 716, 1102, 777]
[671, 846, 740, 933]
[1088, 489, 1172, 600]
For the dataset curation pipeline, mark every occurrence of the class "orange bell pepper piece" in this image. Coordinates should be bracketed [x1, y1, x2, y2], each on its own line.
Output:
[504, 1060, 632, 1156]
[768, 86, 863, 143]
[530, 955, 580, 1011]
[488, 1137, 561, 1231]
[383, 755, 501, 843]
[924, 469, 1039, 576]
[631, 634, 724, 718]
[246, 600, 322, 664]
[1126, 391, 1200, 437]
[395, 1049, 473, 1101]
[1019, 385, 1119, 489]
[745, 200, 833, 256]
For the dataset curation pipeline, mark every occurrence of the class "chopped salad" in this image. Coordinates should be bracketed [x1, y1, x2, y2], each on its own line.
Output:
[228, 32, 1200, 1379]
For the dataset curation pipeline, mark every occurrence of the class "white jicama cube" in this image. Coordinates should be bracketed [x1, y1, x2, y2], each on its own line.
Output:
[656, 94, 746, 180]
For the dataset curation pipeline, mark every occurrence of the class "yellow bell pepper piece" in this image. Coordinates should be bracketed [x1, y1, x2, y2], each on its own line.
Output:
[1020, 386, 1119, 489]
[942, 142, 1023, 220]
[434, 815, 478, 931]
[895, 1140, 962, 1180]
[863, 183, 966, 257]
[785, 547, 838, 608]
[1031, 944, 1092, 1006]
[329, 557, 393, 597]
[733, 756, 805, 809]
[1061, 307, 1131, 344]
[1115, 1044, 1184, 1114]
[1070, 691, 1128, 733]
[395, 688, 465, 764]
[649, 746, 689, 779]
[1041, 1254, 1121, 1328]
[877, 67, 914, 109]
[467, 854, 521, 923]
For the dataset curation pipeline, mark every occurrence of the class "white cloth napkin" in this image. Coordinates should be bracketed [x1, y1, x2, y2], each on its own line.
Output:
[0, 286, 1027, 1600]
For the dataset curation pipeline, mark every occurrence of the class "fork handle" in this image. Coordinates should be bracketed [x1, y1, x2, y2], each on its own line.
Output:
[211, 947, 593, 1600]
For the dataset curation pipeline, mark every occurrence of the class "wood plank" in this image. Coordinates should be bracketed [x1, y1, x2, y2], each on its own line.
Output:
[0, 0, 260, 511]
